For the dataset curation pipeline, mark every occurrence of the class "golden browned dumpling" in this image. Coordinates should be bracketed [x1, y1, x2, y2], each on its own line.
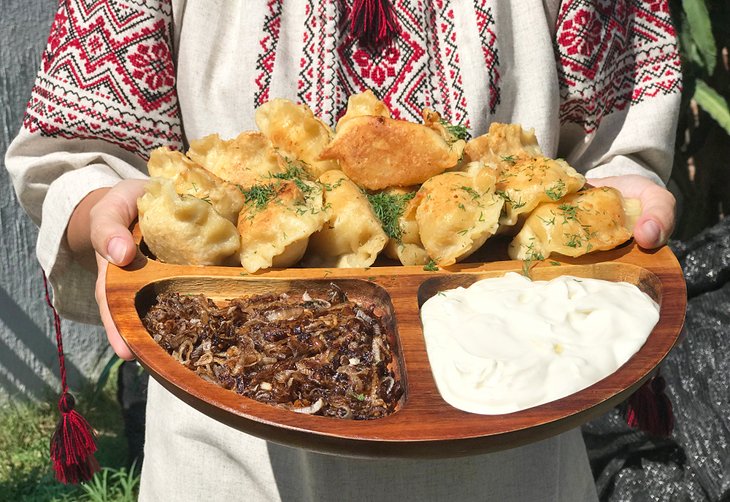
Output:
[255, 99, 339, 178]
[496, 153, 585, 226]
[320, 114, 464, 190]
[147, 147, 244, 223]
[464, 122, 543, 170]
[186, 132, 284, 189]
[237, 179, 328, 272]
[508, 187, 640, 260]
[381, 188, 430, 266]
[302, 170, 388, 268]
[414, 161, 504, 266]
[138, 178, 240, 266]
[336, 90, 391, 129]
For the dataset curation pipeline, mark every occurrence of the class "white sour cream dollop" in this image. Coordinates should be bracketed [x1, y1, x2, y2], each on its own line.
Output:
[420, 272, 660, 415]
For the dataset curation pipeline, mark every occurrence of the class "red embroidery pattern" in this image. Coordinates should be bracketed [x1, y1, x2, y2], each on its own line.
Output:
[24, 0, 182, 159]
[254, 0, 283, 107]
[295, 1, 471, 126]
[555, 0, 681, 133]
[298, 0, 342, 123]
[473, 0, 500, 115]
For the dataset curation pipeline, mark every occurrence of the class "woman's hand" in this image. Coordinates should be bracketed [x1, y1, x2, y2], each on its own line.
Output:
[67, 179, 147, 360]
[587, 175, 676, 249]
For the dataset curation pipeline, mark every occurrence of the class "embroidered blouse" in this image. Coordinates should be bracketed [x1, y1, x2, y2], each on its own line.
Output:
[6, 0, 681, 323]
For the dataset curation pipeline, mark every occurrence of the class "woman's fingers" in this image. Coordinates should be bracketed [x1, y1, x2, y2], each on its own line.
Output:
[587, 175, 676, 249]
[95, 252, 135, 360]
[89, 179, 147, 266]
[89, 179, 146, 360]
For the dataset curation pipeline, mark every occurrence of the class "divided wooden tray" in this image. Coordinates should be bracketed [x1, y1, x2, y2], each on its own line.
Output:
[106, 235, 686, 458]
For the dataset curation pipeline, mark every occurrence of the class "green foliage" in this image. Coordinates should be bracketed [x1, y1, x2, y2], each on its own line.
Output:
[674, 0, 730, 135]
[694, 79, 730, 132]
[0, 363, 139, 501]
[682, 0, 717, 74]
[669, 0, 730, 239]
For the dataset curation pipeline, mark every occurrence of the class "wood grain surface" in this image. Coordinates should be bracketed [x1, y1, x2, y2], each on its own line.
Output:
[106, 235, 686, 458]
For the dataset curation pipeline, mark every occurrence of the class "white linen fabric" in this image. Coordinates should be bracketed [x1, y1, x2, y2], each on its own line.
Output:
[5, 0, 681, 499]
[141, 378, 598, 502]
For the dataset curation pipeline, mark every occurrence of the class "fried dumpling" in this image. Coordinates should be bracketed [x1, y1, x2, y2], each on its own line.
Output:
[414, 161, 504, 266]
[370, 187, 429, 266]
[186, 132, 284, 189]
[237, 179, 328, 273]
[508, 187, 641, 261]
[464, 122, 543, 170]
[320, 111, 465, 191]
[255, 99, 339, 179]
[138, 177, 240, 266]
[496, 153, 585, 226]
[147, 146, 244, 223]
[336, 90, 391, 129]
[303, 170, 388, 268]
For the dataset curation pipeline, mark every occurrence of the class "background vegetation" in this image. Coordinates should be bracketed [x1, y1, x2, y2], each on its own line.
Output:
[0, 365, 139, 502]
[670, 0, 730, 239]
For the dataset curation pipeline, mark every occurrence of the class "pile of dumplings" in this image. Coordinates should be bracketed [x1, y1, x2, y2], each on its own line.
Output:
[138, 90, 640, 273]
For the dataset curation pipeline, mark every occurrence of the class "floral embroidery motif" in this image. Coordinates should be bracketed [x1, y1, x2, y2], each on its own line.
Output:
[555, 0, 681, 133]
[24, 0, 182, 158]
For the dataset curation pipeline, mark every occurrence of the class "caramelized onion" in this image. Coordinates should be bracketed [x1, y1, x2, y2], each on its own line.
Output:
[142, 287, 403, 420]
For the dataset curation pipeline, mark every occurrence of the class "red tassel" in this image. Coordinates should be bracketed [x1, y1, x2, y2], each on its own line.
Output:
[348, 0, 401, 51]
[43, 272, 100, 484]
[623, 372, 674, 438]
[50, 393, 100, 484]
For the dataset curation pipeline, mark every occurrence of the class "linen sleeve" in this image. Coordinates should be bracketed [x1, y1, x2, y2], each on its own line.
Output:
[553, 0, 682, 185]
[4, 0, 183, 324]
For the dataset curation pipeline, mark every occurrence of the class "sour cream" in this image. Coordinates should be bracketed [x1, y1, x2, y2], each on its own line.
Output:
[420, 272, 660, 415]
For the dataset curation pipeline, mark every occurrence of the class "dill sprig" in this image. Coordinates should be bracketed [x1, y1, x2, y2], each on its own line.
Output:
[545, 179, 566, 201]
[239, 183, 277, 210]
[367, 191, 416, 240]
[439, 119, 469, 141]
[271, 161, 309, 181]
[423, 260, 439, 272]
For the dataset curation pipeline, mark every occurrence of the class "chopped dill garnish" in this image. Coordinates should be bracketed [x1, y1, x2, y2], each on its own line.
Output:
[545, 179, 566, 201]
[521, 243, 544, 278]
[240, 183, 277, 210]
[271, 160, 309, 181]
[292, 177, 314, 196]
[501, 155, 516, 164]
[367, 191, 416, 240]
[460, 186, 481, 200]
[538, 215, 556, 226]
[558, 203, 579, 223]
[496, 190, 526, 209]
[423, 260, 439, 272]
[564, 233, 583, 248]
[439, 120, 469, 141]
[549, 261, 561, 266]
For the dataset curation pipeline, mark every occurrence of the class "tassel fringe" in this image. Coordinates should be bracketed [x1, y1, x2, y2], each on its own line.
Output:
[348, 0, 401, 51]
[622, 372, 675, 438]
[50, 393, 99, 484]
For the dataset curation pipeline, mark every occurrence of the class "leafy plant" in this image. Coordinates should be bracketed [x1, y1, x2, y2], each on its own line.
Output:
[669, 0, 730, 239]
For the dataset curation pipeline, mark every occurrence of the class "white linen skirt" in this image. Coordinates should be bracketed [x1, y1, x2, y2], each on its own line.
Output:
[139, 378, 598, 501]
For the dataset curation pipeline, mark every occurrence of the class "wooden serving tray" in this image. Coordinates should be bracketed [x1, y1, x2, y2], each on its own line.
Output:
[106, 236, 686, 458]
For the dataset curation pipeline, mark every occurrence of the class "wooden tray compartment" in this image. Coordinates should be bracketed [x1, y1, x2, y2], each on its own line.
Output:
[107, 240, 686, 458]
[134, 276, 409, 416]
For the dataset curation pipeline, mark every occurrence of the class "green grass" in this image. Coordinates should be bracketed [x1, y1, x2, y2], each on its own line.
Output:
[0, 363, 140, 501]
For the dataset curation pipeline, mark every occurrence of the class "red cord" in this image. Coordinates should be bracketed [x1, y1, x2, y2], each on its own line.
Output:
[43, 271, 100, 484]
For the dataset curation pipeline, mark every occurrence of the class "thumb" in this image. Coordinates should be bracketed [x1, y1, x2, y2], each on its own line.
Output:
[89, 179, 147, 267]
